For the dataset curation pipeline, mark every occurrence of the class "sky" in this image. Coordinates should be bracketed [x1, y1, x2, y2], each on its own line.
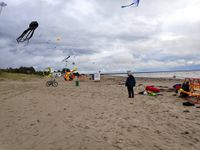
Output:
[0, 0, 200, 73]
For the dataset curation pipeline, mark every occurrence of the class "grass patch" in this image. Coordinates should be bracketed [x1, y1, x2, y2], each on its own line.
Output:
[0, 72, 43, 81]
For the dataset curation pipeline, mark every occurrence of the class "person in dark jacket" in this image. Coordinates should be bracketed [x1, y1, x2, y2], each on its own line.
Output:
[180, 80, 190, 97]
[125, 72, 136, 98]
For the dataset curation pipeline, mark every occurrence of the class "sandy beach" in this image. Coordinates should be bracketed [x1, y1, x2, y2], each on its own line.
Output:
[0, 76, 200, 150]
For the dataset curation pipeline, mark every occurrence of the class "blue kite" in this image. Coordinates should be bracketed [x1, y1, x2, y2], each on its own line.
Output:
[121, 0, 140, 8]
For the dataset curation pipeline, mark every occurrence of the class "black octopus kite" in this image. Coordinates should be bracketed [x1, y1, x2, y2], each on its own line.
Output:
[16, 21, 39, 43]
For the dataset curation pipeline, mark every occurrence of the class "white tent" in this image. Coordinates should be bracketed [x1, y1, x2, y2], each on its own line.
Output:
[94, 72, 101, 81]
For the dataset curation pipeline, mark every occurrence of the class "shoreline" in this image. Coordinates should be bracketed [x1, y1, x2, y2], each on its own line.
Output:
[102, 75, 184, 82]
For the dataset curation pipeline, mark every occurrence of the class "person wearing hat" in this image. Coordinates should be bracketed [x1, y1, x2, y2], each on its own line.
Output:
[125, 71, 136, 98]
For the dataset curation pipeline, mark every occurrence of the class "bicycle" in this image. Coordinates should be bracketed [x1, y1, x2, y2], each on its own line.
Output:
[46, 79, 58, 87]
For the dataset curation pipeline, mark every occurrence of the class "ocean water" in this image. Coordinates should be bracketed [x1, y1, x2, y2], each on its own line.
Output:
[112, 71, 200, 79]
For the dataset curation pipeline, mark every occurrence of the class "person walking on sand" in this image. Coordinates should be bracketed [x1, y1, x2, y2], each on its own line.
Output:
[125, 72, 136, 98]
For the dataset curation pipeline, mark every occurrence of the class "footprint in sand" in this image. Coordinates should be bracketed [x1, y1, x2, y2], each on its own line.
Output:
[30, 123, 35, 126]
[183, 110, 190, 113]
[47, 113, 52, 116]
[127, 127, 132, 132]
[33, 131, 39, 136]
[181, 131, 189, 135]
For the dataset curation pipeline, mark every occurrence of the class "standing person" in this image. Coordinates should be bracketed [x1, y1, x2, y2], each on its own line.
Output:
[125, 72, 136, 98]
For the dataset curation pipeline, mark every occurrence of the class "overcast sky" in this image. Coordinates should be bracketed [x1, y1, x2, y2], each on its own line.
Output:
[0, 0, 200, 73]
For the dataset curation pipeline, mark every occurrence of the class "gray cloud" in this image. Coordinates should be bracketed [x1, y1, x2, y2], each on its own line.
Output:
[0, 0, 200, 72]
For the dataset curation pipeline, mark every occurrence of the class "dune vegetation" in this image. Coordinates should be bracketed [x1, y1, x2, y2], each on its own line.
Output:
[0, 71, 42, 81]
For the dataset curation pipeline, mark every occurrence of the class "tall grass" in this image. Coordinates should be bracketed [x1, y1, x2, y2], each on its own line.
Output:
[0, 72, 42, 81]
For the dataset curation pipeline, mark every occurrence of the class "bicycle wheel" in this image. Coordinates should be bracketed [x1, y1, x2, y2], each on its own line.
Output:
[52, 81, 58, 87]
[46, 81, 51, 87]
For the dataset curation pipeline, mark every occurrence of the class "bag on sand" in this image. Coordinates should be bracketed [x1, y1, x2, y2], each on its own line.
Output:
[182, 102, 195, 106]
[145, 86, 160, 93]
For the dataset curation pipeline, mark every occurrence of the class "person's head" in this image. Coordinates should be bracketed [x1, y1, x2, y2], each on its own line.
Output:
[184, 79, 190, 84]
[127, 71, 133, 76]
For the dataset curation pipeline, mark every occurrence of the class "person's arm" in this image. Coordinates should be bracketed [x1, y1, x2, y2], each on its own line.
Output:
[133, 77, 136, 87]
[125, 78, 128, 86]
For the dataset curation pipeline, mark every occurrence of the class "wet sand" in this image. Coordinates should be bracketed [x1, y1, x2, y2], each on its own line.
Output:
[0, 76, 200, 150]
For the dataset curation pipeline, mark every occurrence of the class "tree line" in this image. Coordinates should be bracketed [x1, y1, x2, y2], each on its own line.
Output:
[0, 67, 44, 76]
[0, 67, 82, 76]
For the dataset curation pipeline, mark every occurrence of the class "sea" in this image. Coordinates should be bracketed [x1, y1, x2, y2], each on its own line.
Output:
[111, 70, 200, 79]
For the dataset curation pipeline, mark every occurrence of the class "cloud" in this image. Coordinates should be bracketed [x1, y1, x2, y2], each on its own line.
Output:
[0, 0, 200, 73]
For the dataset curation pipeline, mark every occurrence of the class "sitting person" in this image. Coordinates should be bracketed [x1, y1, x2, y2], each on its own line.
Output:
[180, 80, 190, 97]
[173, 84, 182, 93]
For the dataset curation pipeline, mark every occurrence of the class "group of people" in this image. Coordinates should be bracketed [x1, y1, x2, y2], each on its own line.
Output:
[126, 73, 194, 99]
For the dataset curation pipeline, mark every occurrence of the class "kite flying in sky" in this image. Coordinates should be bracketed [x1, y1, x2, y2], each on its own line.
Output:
[72, 62, 75, 65]
[121, 0, 140, 8]
[62, 56, 71, 62]
[0, 2, 7, 15]
[16, 21, 39, 43]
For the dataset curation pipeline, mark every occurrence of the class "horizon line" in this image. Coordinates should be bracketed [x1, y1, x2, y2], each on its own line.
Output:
[101, 69, 200, 75]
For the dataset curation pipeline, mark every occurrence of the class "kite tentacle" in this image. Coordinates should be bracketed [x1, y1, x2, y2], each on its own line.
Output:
[121, 3, 135, 8]
[26, 30, 35, 41]
[16, 28, 30, 42]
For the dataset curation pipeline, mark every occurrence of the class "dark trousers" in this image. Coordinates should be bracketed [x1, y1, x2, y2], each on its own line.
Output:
[127, 86, 134, 98]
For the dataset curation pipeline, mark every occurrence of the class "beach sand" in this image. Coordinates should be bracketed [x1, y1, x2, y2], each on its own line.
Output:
[0, 76, 200, 150]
